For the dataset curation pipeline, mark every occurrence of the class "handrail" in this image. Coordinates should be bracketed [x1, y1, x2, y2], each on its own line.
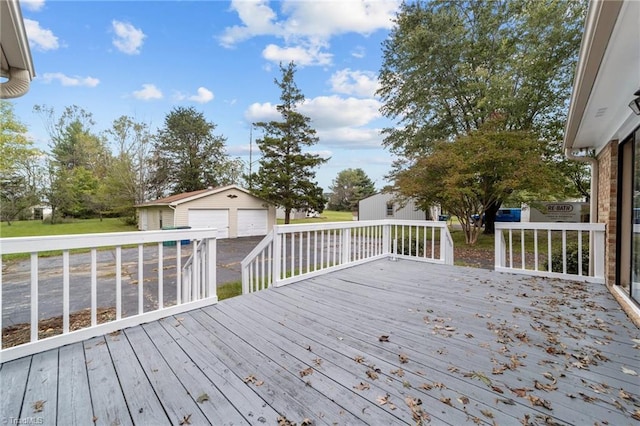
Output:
[494, 222, 605, 283]
[1, 228, 218, 363]
[241, 220, 454, 293]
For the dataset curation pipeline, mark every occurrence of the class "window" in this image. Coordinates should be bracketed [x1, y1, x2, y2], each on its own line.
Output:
[386, 202, 394, 217]
[159, 209, 163, 229]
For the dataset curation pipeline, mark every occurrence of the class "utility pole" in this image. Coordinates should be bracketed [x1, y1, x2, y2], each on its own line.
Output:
[249, 125, 253, 189]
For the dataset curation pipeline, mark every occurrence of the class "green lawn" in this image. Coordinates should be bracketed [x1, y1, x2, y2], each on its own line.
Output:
[277, 210, 353, 224]
[0, 218, 137, 238]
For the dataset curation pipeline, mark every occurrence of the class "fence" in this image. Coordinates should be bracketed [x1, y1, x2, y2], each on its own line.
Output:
[494, 222, 605, 283]
[0, 228, 217, 363]
[241, 220, 454, 293]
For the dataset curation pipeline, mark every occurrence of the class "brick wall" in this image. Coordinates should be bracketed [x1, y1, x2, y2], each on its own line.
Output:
[596, 140, 618, 285]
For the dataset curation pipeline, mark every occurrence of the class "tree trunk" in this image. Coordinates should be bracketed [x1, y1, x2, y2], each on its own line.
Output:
[284, 208, 291, 224]
[483, 201, 502, 235]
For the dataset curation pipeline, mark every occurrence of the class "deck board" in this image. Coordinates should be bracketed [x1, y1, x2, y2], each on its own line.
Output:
[1, 259, 639, 425]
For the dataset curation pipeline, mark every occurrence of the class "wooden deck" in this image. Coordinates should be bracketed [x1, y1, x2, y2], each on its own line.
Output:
[1, 259, 639, 425]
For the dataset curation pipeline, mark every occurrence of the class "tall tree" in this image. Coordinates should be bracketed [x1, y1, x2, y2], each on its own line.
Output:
[251, 62, 328, 224]
[395, 122, 561, 244]
[151, 106, 233, 195]
[34, 105, 110, 219]
[328, 168, 376, 211]
[0, 101, 42, 224]
[378, 0, 586, 232]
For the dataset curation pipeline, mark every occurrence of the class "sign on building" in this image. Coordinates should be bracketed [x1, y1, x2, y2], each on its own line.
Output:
[528, 202, 589, 223]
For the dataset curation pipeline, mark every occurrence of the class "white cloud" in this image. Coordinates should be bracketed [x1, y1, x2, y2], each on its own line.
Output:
[24, 19, 59, 51]
[132, 84, 163, 100]
[112, 20, 146, 55]
[329, 69, 379, 98]
[245, 102, 282, 123]
[21, 0, 45, 12]
[317, 127, 384, 149]
[220, 0, 399, 66]
[262, 43, 332, 67]
[188, 87, 214, 104]
[351, 46, 366, 59]
[41, 73, 99, 87]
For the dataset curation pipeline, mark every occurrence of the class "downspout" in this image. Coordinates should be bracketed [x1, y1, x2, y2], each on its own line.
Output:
[565, 147, 598, 277]
[0, 67, 31, 99]
[169, 204, 177, 227]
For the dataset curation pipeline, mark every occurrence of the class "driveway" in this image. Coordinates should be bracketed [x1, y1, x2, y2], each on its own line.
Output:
[2, 236, 265, 326]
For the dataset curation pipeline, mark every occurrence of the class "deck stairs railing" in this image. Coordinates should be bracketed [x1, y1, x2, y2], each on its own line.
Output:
[241, 220, 454, 294]
[0, 228, 217, 363]
[494, 222, 605, 283]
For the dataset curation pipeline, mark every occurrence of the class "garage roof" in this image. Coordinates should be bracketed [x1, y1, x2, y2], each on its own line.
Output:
[136, 185, 270, 207]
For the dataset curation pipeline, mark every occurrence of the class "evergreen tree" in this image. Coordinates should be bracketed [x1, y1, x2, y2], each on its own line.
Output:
[328, 168, 376, 211]
[251, 62, 328, 224]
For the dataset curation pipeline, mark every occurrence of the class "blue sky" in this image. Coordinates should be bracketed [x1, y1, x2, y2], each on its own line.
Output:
[11, 0, 402, 192]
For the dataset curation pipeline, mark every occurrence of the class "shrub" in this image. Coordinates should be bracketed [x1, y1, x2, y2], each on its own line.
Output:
[395, 236, 424, 256]
[545, 243, 590, 275]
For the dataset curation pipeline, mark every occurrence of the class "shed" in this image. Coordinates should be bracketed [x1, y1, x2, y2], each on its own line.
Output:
[358, 193, 436, 221]
[135, 185, 276, 239]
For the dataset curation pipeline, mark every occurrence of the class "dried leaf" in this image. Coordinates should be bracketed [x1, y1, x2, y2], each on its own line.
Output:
[277, 415, 295, 426]
[457, 396, 470, 405]
[313, 358, 323, 367]
[619, 389, 636, 402]
[447, 366, 459, 373]
[631, 410, 640, 421]
[354, 355, 365, 363]
[419, 383, 433, 391]
[471, 371, 492, 386]
[433, 382, 447, 389]
[255, 380, 264, 387]
[491, 385, 504, 394]
[299, 367, 313, 377]
[403, 380, 412, 388]
[353, 382, 370, 391]
[92, 416, 98, 423]
[378, 335, 390, 342]
[32, 400, 45, 413]
[244, 374, 256, 384]
[378, 393, 397, 409]
[399, 353, 409, 364]
[390, 368, 404, 377]
[366, 369, 379, 380]
[510, 387, 528, 398]
[496, 398, 516, 405]
[439, 397, 453, 406]
[480, 409, 494, 418]
[196, 393, 209, 403]
[179, 414, 192, 425]
[621, 366, 638, 376]
[526, 395, 552, 410]
[534, 380, 557, 392]
[301, 419, 313, 426]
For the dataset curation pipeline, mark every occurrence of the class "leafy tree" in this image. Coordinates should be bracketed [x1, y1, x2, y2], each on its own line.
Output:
[34, 105, 110, 219]
[103, 116, 153, 222]
[395, 122, 561, 245]
[378, 0, 586, 233]
[328, 168, 376, 211]
[151, 107, 235, 195]
[251, 62, 328, 224]
[0, 101, 42, 224]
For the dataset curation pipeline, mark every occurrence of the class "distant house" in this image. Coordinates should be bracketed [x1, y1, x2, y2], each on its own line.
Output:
[358, 193, 437, 221]
[135, 185, 276, 239]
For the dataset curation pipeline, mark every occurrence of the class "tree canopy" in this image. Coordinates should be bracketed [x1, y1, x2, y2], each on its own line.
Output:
[328, 168, 376, 211]
[251, 62, 328, 223]
[378, 0, 587, 233]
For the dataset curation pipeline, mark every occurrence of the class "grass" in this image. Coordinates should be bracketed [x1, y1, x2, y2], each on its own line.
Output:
[218, 281, 242, 300]
[277, 210, 353, 225]
[0, 217, 137, 238]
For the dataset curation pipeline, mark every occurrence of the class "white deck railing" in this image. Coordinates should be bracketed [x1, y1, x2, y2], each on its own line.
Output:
[241, 220, 454, 293]
[0, 228, 217, 363]
[494, 222, 605, 283]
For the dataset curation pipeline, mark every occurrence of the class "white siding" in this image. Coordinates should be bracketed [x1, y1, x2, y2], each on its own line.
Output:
[359, 193, 427, 221]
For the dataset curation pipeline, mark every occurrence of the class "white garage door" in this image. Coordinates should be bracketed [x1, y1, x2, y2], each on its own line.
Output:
[237, 209, 268, 237]
[188, 209, 229, 239]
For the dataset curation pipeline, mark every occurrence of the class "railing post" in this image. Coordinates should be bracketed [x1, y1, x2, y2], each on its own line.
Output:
[272, 225, 282, 286]
[593, 227, 605, 279]
[494, 227, 506, 269]
[342, 227, 351, 264]
[439, 224, 446, 262]
[382, 223, 391, 255]
[206, 237, 216, 298]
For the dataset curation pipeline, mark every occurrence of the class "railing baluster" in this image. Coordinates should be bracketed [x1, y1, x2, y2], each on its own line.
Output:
[116, 246, 122, 320]
[520, 229, 525, 269]
[176, 242, 182, 305]
[508, 229, 513, 269]
[533, 229, 539, 271]
[138, 245, 144, 314]
[562, 230, 567, 275]
[548, 230, 552, 272]
[306, 231, 310, 273]
[91, 249, 97, 326]
[30, 253, 38, 342]
[578, 230, 583, 276]
[158, 242, 164, 309]
[63, 250, 69, 333]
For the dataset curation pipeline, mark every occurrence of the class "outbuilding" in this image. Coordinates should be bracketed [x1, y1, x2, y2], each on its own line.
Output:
[135, 185, 276, 239]
[358, 192, 438, 221]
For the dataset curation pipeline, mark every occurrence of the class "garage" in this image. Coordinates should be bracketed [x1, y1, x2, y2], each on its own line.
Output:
[188, 209, 229, 239]
[237, 209, 268, 237]
[135, 185, 276, 238]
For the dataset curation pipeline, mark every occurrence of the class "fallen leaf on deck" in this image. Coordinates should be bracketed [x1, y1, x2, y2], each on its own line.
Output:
[457, 396, 470, 405]
[405, 396, 429, 424]
[496, 398, 516, 405]
[379, 335, 390, 342]
[399, 353, 409, 364]
[179, 414, 192, 425]
[277, 415, 295, 426]
[299, 367, 313, 377]
[354, 355, 365, 363]
[255, 380, 264, 386]
[196, 393, 209, 403]
[353, 382, 370, 391]
[510, 387, 529, 398]
[439, 397, 453, 406]
[526, 395, 552, 410]
[390, 368, 404, 377]
[244, 375, 257, 384]
[471, 371, 492, 386]
[534, 380, 557, 392]
[621, 366, 638, 376]
[366, 369, 379, 380]
[301, 418, 313, 426]
[480, 409, 494, 418]
[619, 389, 636, 402]
[377, 394, 396, 410]
[631, 410, 640, 421]
[420, 383, 433, 391]
[32, 400, 45, 413]
[313, 358, 322, 367]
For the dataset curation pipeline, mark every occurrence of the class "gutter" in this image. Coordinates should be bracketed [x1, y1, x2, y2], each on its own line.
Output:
[0, 67, 31, 98]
